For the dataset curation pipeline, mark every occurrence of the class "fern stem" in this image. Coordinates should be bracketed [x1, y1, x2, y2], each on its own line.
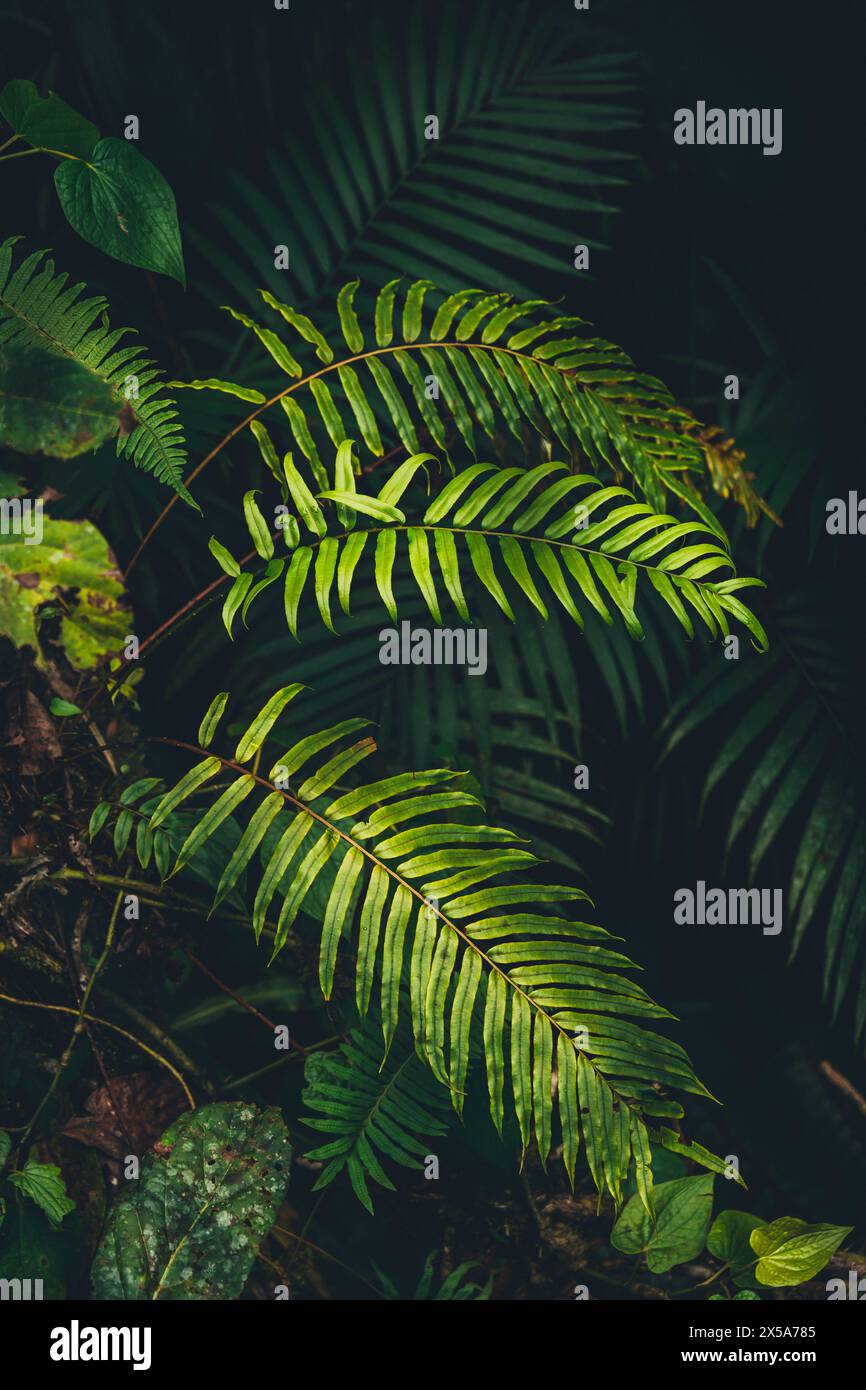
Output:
[50, 866, 284, 940]
[182, 948, 277, 1033]
[127, 510, 733, 683]
[0, 988, 195, 1107]
[18, 890, 124, 1145]
[147, 735, 613, 1088]
[123, 337, 590, 577]
[223, 1036, 342, 1092]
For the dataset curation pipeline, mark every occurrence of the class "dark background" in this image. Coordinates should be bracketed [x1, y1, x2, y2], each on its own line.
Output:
[2, 0, 864, 1293]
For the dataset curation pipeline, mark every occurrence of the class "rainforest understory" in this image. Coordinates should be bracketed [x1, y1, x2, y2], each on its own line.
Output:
[0, 0, 863, 1303]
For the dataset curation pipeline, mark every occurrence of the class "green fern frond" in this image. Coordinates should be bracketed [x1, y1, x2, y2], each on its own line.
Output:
[303, 1022, 453, 1214]
[174, 277, 734, 523]
[0, 236, 196, 507]
[373, 1248, 493, 1300]
[213, 447, 768, 651]
[105, 684, 732, 1206]
[206, 590, 606, 873]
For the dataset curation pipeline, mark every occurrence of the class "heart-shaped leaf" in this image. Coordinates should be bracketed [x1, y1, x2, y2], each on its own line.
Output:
[90, 1101, 291, 1300]
[751, 1217, 852, 1287]
[0, 79, 98, 159]
[54, 138, 185, 285]
[611, 1174, 715, 1273]
[706, 1208, 765, 1285]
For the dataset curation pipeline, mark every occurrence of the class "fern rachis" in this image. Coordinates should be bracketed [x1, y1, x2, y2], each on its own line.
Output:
[208, 445, 768, 651]
[134, 276, 769, 567]
[96, 684, 734, 1212]
[0, 236, 195, 505]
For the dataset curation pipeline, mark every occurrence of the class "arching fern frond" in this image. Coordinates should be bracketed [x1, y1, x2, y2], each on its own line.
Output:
[103, 684, 732, 1207]
[0, 237, 195, 506]
[212, 448, 768, 651]
[174, 277, 738, 526]
[303, 1021, 453, 1214]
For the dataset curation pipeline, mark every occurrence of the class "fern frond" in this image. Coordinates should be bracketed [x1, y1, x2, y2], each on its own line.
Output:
[373, 1248, 493, 1300]
[0, 237, 195, 507]
[214, 448, 768, 652]
[174, 277, 736, 523]
[303, 1021, 453, 1213]
[191, 10, 636, 304]
[203, 585, 605, 872]
[105, 684, 731, 1204]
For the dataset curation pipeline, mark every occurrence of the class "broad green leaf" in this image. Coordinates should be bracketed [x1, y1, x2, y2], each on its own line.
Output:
[707, 1209, 765, 1285]
[0, 80, 98, 158]
[0, 517, 131, 670]
[49, 697, 81, 717]
[54, 138, 185, 285]
[751, 1218, 852, 1287]
[0, 1193, 72, 1299]
[90, 1102, 291, 1299]
[0, 345, 121, 457]
[88, 802, 111, 839]
[9, 1161, 75, 1227]
[611, 1174, 715, 1273]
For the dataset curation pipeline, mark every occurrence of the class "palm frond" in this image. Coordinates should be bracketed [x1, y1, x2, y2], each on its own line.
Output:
[661, 590, 866, 1040]
[211, 448, 768, 652]
[174, 277, 742, 523]
[303, 1021, 453, 1214]
[0, 237, 195, 506]
[100, 684, 733, 1206]
[191, 7, 638, 305]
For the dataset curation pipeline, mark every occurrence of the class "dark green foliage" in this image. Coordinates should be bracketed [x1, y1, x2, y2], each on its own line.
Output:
[0, 237, 193, 502]
[303, 1022, 453, 1213]
[90, 1102, 291, 1300]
